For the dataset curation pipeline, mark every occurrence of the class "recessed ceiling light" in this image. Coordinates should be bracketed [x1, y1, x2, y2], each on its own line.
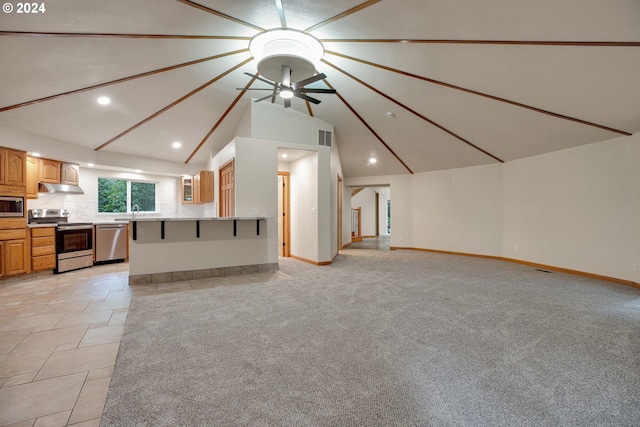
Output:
[172, 141, 182, 149]
[281, 153, 288, 159]
[31, 152, 41, 157]
[386, 112, 395, 118]
[134, 169, 142, 173]
[369, 158, 377, 164]
[87, 163, 94, 167]
[97, 96, 111, 105]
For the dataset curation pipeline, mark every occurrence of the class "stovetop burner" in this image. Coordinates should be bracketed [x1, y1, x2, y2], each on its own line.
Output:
[28, 208, 70, 225]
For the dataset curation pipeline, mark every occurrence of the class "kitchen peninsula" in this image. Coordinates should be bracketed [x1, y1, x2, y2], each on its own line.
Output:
[124, 217, 278, 285]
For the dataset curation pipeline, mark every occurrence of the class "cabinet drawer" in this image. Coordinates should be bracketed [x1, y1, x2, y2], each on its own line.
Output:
[0, 229, 27, 240]
[31, 227, 55, 238]
[32, 244, 55, 256]
[32, 236, 55, 247]
[32, 254, 56, 271]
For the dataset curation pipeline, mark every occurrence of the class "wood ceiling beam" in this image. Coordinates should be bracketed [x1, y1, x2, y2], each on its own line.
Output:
[322, 79, 413, 174]
[305, 0, 382, 33]
[95, 57, 254, 152]
[0, 49, 248, 113]
[0, 31, 250, 40]
[319, 39, 640, 47]
[186, 76, 257, 163]
[305, 100, 314, 117]
[322, 59, 503, 163]
[326, 51, 633, 136]
[175, 0, 265, 32]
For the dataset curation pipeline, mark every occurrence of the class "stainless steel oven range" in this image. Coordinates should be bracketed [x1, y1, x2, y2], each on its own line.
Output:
[28, 209, 94, 274]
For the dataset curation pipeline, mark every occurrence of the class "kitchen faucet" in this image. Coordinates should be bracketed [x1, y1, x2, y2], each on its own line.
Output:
[132, 204, 140, 218]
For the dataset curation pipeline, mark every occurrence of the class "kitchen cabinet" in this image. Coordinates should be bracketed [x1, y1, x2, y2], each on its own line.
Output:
[180, 171, 213, 204]
[0, 147, 26, 187]
[0, 228, 29, 277]
[26, 155, 38, 199]
[30, 227, 56, 271]
[181, 176, 193, 203]
[60, 162, 80, 186]
[39, 158, 61, 184]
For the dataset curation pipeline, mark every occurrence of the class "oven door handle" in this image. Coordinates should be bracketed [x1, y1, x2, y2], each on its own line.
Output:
[58, 225, 93, 231]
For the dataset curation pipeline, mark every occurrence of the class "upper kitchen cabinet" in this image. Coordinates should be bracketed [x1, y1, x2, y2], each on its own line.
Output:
[60, 162, 80, 186]
[0, 147, 26, 188]
[26, 156, 38, 199]
[180, 171, 213, 204]
[39, 158, 61, 183]
[196, 171, 214, 204]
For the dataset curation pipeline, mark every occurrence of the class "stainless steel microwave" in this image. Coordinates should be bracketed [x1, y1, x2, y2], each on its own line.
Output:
[0, 196, 24, 217]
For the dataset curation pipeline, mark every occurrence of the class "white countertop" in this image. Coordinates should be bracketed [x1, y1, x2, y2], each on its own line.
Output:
[114, 217, 270, 222]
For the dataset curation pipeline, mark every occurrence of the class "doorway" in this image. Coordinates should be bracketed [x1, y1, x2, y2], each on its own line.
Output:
[278, 171, 290, 257]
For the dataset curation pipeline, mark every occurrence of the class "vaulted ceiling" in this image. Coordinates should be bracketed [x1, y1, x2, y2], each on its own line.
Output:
[1, 0, 638, 177]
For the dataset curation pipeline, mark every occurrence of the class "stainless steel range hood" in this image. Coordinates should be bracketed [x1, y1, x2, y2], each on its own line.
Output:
[38, 183, 84, 195]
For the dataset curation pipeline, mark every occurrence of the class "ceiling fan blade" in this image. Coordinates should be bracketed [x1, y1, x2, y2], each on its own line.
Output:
[284, 97, 292, 108]
[282, 65, 292, 87]
[243, 72, 277, 87]
[271, 86, 277, 103]
[292, 73, 327, 89]
[254, 93, 277, 103]
[297, 88, 337, 94]
[294, 93, 321, 104]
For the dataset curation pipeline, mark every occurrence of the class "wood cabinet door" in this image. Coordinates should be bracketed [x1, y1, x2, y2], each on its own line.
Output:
[60, 163, 80, 185]
[5, 239, 28, 276]
[193, 174, 201, 203]
[39, 159, 61, 183]
[181, 176, 193, 203]
[26, 156, 39, 198]
[5, 149, 26, 187]
[199, 171, 214, 203]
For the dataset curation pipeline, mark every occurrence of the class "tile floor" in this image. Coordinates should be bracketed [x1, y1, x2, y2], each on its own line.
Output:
[0, 263, 289, 427]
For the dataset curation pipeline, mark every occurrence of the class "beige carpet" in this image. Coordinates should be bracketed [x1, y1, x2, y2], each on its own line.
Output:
[101, 249, 640, 426]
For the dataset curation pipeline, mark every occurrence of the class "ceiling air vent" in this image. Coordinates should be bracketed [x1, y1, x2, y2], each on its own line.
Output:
[318, 130, 332, 147]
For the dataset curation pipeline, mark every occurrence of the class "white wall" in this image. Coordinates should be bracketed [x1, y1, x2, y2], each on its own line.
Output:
[206, 100, 341, 263]
[503, 134, 639, 281]
[412, 164, 503, 257]
[346, 134, 640, 283]
[289, 152, 319, 261]
[250, 102, 333, 147]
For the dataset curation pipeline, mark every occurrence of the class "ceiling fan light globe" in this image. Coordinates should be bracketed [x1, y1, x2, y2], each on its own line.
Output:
[280, 90, 294, 99]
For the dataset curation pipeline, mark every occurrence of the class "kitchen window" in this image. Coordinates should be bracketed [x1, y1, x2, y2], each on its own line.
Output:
[98, 178, 156, 213]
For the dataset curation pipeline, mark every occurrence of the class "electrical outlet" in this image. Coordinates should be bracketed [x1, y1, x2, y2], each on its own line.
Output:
[452, 240, 457, 247]
[633, 263, 638, 272]
[139, 226, 144, 236]
[252, 208, 257, 215]
[514, 246, 519, 254]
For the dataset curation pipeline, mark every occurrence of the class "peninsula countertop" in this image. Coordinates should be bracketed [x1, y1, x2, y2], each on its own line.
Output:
[114, 217, 270, 222]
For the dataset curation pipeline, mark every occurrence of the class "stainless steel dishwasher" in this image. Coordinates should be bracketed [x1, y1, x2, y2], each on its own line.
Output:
[95, 223, 128, 263]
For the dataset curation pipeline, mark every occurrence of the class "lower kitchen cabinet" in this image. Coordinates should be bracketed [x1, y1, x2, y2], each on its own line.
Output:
[5, 239, 28, 276]
[30, 227, 56, 272]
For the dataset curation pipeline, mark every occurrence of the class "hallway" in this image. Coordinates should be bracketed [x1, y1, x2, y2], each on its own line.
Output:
[348, 235, 390, 251]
